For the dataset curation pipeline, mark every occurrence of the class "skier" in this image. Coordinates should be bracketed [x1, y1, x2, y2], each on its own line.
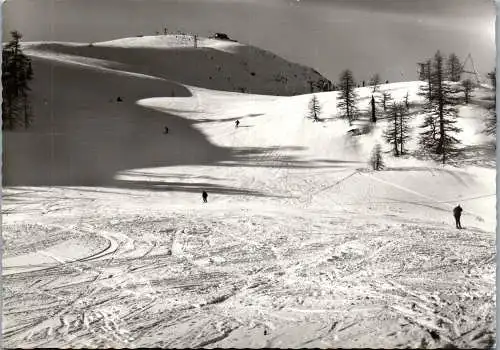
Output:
[117, 96, 123, 102]
[164, 126, 169, 134]
[453, 204, 463, 229]
[235, 120, 240, 128]
[202, 190, 208, 203]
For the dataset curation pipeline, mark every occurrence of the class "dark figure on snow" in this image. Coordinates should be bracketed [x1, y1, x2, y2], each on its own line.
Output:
[235, 120, 240, 128]
[453, 205, 463, 229]
[202, 190, 208, 203]
[164, 126, 169, 134]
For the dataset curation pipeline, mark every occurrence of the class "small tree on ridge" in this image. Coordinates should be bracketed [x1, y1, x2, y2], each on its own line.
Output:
[307, 94, 321, 122]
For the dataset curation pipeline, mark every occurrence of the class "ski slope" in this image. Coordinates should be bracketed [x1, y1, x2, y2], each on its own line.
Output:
[2, 38, 496, 348]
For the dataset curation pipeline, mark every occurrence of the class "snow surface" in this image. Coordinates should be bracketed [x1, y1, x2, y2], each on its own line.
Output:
[95, 35, 245, 53]
[21, 34, 328, 96]
[2, 37, 496, 348]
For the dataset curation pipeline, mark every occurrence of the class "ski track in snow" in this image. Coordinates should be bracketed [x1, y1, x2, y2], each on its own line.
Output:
[3, 39, 496, 348]
[2, 207, 495, 348]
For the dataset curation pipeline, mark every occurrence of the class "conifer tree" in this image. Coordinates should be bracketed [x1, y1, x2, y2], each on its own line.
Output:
[337, 69, 358, 125]
[370, 143, 384, 171]
[307, 94, 321, 122]
[370, 95, 377, 123]
[2, 30, 34, 130]
[398, 102, 411, 154]
[384, 102, 400, 156]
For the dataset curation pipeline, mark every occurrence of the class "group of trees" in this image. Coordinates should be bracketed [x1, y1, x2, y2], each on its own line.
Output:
[368, 90, 411, 170]
[306, 69, 396, 129]
[336, 70, 393, 127]
[417, 51, 463, 164]
[306, 69, 363, 125]
[372, 53, 495, 169]
[372, 51, 478, 168]
[2, 31, 34, 130]
[384, 101, 410, 156]
[308, 50, 495, 170]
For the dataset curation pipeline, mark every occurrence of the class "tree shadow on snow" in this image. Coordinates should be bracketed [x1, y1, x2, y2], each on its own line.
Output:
[314, 159, 365, 164]
[153, 108, 204, 114]
[114, 180, 294, 198]
[447, 143, 496, 169]
[406, 144, 496, 170]
[4, 54, 366, 199]
[120, 171, 226, 182]
[190, 113, 264, 124]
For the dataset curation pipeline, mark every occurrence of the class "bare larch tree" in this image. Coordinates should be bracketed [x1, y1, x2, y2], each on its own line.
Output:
[307, 94, 321, 122]
[337, 69, 358, 125]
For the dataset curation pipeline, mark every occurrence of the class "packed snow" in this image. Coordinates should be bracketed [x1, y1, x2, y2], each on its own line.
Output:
[2, 37, 496, 348]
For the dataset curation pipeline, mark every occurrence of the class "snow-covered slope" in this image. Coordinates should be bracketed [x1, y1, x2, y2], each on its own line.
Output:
[135, 82, 496, 232]
[22, 34, 329, 96]
[95, 35, 245, 53]
[2, 38, 496, 349]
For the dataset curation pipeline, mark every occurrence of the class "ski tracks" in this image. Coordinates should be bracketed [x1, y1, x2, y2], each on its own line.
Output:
[3, 209, 495, 348]
[3, 221, 143, 347]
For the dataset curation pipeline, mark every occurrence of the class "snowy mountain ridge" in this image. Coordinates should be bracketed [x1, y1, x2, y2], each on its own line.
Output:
[22, 34, 330, 96]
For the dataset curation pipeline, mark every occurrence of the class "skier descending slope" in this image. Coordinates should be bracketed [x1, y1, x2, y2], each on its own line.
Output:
[202, 190, 208, 203]
[235, 120, 240, 128]
[453, 205, 463, 229]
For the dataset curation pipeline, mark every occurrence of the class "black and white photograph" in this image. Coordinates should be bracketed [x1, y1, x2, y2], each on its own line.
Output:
[1, 0, 497, 348]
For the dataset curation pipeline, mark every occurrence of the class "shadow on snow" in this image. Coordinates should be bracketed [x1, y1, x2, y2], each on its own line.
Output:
[3, 56, 356, 199]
